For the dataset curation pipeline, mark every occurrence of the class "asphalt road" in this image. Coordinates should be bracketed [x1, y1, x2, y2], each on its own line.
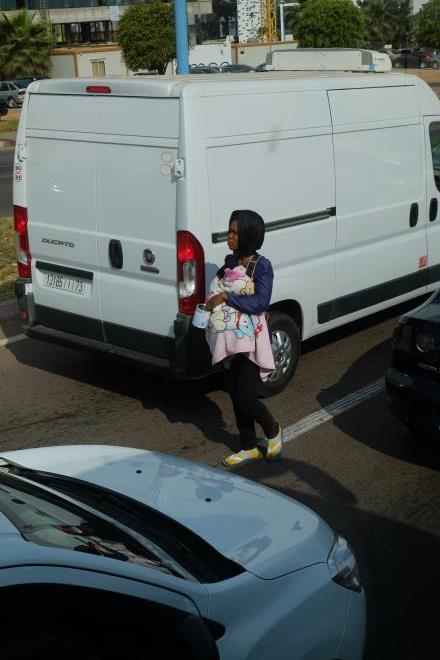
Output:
[0, 299, 439, 659]
[0, 148, 13, 217]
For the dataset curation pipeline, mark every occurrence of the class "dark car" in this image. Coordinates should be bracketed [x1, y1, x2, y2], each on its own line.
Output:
[189, 65, 220, 74]
[0, 98, 7, 116]
[392, 48, 433, 69]
[219, 63, 253, 73]
[386, 291, 440, 439]
[11, 76, 44, 89]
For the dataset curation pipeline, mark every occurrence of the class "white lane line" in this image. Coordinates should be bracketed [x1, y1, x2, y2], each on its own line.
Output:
[283, 377, 385, 443]
[0, 333, 26, 348]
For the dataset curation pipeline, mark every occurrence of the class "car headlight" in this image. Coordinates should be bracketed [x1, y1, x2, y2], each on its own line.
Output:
[416, 332, 435, 353]
[391, 324, 412, 353]
[327, 535, 361, 592]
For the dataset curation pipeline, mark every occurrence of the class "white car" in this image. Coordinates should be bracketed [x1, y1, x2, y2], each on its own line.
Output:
[0, 445, 366, 659]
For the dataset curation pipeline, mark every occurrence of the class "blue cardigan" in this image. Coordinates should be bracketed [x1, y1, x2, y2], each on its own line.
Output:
[226, 256, 274, 315]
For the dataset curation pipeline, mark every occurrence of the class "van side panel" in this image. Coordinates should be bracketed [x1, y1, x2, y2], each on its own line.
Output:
[325, 87, 428, 324]
[201, 91, 336, 337]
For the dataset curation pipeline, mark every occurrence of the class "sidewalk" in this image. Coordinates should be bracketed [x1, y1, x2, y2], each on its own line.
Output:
[0, 298, 17, 321]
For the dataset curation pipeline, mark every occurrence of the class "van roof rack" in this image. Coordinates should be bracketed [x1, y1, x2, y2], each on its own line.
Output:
[266, 48, 392, 73]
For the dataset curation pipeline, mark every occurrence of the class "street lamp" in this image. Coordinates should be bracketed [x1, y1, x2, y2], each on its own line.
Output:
[279, 1, 299, 42]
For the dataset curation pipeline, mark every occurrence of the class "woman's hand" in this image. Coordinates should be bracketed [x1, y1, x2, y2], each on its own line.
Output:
[206, 292, 228, 312]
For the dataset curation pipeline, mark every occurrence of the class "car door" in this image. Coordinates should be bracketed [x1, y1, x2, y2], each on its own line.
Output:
[0, 82, 8, 100]
[0, 571, 220, 659]
[424, 118, 440, 288]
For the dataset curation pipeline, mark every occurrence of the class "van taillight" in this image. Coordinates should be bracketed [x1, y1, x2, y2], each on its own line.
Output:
[177, 231, 205, 315]
[14, 205, 31, 278]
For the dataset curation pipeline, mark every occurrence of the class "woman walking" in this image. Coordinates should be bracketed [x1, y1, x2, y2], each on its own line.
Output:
[205, 210, 283, 467]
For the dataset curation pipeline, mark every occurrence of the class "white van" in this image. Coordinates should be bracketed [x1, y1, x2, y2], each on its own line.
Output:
[13, 71, 440, 395]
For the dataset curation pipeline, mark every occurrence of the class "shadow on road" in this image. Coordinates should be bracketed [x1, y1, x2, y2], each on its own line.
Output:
[317, 338, 440, 472]
[6, 338, 239, 450]
[235, 462, 440, 660]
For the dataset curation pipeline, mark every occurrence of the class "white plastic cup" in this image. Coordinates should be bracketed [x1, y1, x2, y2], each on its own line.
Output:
[192, 303, 211, 329]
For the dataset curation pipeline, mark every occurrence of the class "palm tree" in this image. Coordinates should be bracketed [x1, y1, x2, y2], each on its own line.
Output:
[0, 10, 53, 80]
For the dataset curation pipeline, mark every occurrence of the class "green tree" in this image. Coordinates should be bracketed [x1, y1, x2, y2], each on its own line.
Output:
[0, 11, 53, 79]
[118, 1, 175, 75]
[414, 0, 440, 49]
[360, 0, 413, 50]
[294, 0, 365, 48]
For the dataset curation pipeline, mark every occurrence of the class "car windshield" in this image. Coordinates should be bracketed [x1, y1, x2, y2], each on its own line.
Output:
[0, 464, 243, 583]
[0, 472, 191, 578]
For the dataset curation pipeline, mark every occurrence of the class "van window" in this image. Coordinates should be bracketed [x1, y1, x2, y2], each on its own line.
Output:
[429, 122, 440, 192]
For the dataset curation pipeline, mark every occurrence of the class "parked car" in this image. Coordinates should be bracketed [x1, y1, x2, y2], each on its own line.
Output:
[189, 65, 220, 74]
[11, 76, 46, 89]
[386, 291, 440, 439]
[430, 52, 440, 69]
[0, 81, 25, 107]
[219, 63, 254, 73]
[0, 98, 7, 117]
[392, 48, 433, 69]
[0, 444, 366, 659]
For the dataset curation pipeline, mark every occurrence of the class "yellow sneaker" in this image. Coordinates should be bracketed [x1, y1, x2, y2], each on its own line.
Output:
[265, 427, 284, 462]
[222, 448, 262, 467]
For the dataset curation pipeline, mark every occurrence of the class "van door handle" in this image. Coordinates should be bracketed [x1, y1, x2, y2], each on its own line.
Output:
[409, 203, 419, 228]
[109, 239, 123, 269]
[429, 198, 438, 222]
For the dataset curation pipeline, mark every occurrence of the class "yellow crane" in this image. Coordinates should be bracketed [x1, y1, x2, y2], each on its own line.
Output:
[260, 0, 278, 43]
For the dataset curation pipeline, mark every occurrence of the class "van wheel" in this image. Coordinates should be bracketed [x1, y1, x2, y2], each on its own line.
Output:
[259, 312, 300, 398]
[7, 97, 16, 108]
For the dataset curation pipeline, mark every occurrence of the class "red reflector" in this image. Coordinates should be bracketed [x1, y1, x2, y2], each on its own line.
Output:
[86, 85, 111, 94]
[20, 310, 28, 321]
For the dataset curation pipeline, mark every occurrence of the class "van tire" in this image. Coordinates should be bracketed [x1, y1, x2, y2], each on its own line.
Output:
[259, 312, 300, 398]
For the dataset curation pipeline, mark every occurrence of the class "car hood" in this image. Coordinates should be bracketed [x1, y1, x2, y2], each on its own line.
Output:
[0, 446, 334, 579]
[402, 297, 440, 329]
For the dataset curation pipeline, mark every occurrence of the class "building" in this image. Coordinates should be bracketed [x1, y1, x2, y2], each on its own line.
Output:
[410, 0, 429, 12]
[0, 1, 222, 48]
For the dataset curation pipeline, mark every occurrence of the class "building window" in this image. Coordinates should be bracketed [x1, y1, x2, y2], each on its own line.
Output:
[91, 59, 106, 76]
[52, 21, 115, 46]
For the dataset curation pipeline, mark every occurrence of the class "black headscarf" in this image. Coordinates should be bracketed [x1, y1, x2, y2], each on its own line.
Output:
[217, 210, 265, 278]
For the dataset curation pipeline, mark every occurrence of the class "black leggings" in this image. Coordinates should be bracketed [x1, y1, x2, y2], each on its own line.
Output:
[224, 355, 278, 450]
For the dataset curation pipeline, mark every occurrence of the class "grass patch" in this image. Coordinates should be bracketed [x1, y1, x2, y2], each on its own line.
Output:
[0, 217, 17, 302]
[0, 118, 18, 133]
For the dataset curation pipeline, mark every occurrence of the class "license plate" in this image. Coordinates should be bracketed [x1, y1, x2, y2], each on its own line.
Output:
[44, 272, 86, 295]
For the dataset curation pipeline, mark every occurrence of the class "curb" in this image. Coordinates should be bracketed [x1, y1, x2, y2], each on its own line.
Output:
[0, 138, 15, 149]
[0, 298, 17, 321]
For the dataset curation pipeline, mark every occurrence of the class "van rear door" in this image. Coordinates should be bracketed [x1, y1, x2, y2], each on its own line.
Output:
[25, 93, 104, 341]
[96, 96, 179, 356]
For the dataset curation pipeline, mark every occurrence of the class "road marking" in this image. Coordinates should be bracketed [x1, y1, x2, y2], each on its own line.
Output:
[0, 333, 26, 349]
[283, 377, 385, 443]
